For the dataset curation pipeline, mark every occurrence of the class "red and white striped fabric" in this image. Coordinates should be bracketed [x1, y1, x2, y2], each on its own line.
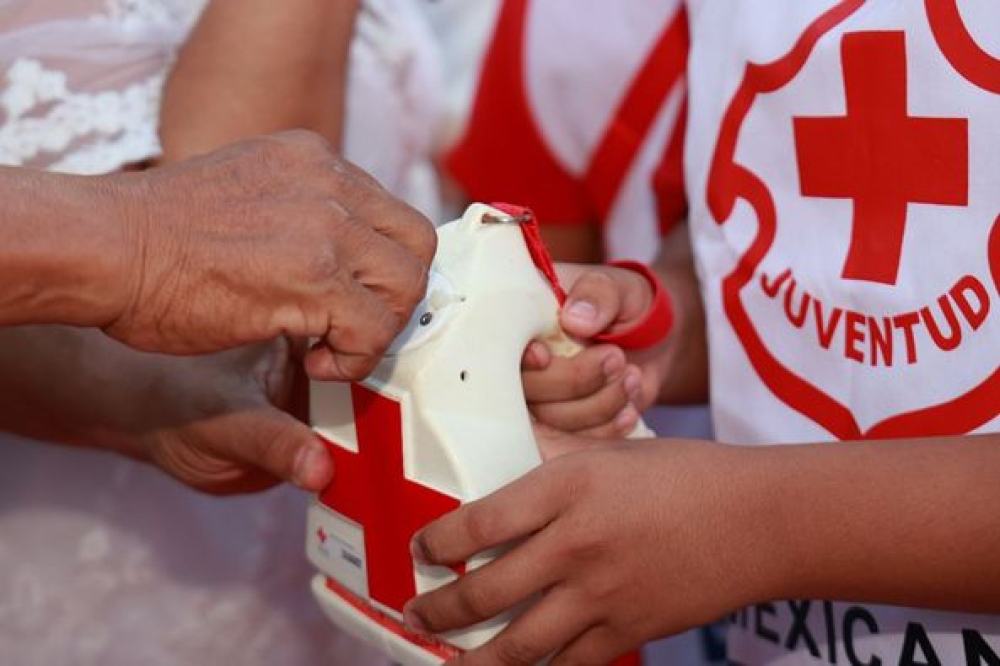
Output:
[446, 0, 688, 262]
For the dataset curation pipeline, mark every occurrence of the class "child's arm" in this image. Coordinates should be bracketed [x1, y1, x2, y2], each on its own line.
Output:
[159, 0, 358, 160]
[404, 433, 1000, 664]
[642, 221, 709, 405]
[523, 222, 707, 441]
[522, 262, 655, 441]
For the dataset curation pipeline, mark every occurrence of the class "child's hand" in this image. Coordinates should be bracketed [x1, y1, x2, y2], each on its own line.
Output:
[521, 340, 643, 442]
[403, 437, 763, 665]
[521, 263, 663, 444]
[556, 262, 658, 345]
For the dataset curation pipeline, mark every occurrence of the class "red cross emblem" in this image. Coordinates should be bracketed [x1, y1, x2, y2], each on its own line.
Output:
[794, 31, 968, 285]
[318, 384, 461, 614]
[707, 0, 1000, 438]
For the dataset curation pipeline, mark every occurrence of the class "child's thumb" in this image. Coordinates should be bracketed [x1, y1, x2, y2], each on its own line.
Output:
[560, 271, 625, 338]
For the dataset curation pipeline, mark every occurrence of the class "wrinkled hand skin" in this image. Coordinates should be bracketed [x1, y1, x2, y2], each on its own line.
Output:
[403, 437, 759, 665]
[136, 336, 333, 495]
[104, 130, 437, 381]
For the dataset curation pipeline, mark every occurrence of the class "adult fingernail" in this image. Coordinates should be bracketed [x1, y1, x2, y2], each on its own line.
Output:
[293, 443, 326, 490]
[565, 300, 597, 327]
[602, 353, 625, 378]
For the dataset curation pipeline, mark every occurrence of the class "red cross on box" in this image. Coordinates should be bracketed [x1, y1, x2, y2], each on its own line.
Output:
[318, 383, 461, 614]
[794, 30, 968, 285]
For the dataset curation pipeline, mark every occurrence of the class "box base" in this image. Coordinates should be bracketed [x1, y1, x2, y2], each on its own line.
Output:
[310, 575, 460, 666]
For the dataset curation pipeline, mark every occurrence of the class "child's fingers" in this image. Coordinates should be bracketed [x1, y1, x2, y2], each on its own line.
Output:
[538, 405, 641, 457]
[529, 372, 632, 432]
[410, 465, 570, 567]
[560, 270, 624, 338]
[578, 402, 641, 439]
[529, 364, 644, 439]
[404, 528, 565, 636]
[557, 263, 654, 339]
[520, 340, 552, 371]
[443, 586, 589, 666]
[522, 345, 626, 403]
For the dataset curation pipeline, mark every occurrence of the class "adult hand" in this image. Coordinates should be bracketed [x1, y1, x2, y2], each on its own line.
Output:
[0, 325, 331, 495]
[134, 336, 332, 495]
[404, 437, 769, 665]
[104, 130, 437, 381]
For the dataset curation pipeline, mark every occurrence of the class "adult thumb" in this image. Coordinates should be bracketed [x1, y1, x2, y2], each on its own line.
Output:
[220, 405, 335, 492]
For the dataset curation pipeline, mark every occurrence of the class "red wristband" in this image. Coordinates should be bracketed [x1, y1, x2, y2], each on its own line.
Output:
[593, 260, 673, 350]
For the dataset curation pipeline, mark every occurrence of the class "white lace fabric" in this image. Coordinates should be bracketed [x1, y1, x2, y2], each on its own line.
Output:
[0, 0, 204, 173]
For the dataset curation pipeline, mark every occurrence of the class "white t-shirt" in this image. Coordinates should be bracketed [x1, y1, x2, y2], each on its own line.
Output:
[685, 0, 1000, 663]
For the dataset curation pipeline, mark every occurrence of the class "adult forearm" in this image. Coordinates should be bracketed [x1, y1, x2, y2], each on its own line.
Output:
[160, 0, 359, 160]
[747, 434, 1000, 612]
[0, 168, 132, 329]
[0, 325, 155, 454]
